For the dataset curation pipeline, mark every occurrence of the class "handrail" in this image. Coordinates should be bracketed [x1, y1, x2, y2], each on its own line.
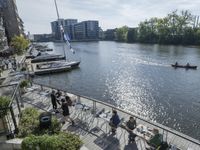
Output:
[0, 83, 19, 108]
[33, 81, 200, 146]
[9, 83, 20, 107]
[0, 83, 18, 88]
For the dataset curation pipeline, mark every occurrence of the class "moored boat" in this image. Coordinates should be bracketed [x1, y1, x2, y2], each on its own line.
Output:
[34, 65, 71, 75]
[31, 54, 65, 63]
[36, 61, 80, 70]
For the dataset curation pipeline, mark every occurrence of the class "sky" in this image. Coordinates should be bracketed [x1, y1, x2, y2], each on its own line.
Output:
[16, 0, 200, 34]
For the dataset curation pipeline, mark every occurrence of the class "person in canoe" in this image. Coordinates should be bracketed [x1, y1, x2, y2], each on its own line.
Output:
[175, 62, 178, 66]
[186, 63, 190, 67]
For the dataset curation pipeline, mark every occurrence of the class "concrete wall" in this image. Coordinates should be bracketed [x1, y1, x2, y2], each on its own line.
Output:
[0, 138, 22, 150]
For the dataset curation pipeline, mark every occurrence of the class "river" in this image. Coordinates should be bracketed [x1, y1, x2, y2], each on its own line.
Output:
[34, 41, 200, 140]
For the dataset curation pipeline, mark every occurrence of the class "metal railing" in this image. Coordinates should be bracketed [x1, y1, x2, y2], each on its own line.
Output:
[0, 83, 22, 137]
[31, 81, 200, 149]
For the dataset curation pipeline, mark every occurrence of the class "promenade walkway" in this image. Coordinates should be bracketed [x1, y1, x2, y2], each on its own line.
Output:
[20, 83, 200, 150]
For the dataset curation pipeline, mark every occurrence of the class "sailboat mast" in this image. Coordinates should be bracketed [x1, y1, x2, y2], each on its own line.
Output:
[54, 0, 67, 61]
[54, 0, 60, 20]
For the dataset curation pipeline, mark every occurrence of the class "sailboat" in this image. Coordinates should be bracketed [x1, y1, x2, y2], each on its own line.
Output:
[52, 0, 80, 68]
[34, 0, 80, 74]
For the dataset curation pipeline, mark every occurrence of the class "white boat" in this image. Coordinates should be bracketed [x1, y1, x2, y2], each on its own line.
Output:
[36, 61, 80, 70]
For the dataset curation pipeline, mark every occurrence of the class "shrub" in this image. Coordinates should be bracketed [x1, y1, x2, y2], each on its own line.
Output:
[19, 80, 29, 89]
[34, 115, 61, 136]
[21, 133, 83, 150]
[21, 67, 26, 71]
[0, 96, 11, 118]
[18, 108, 61, 138]
[17, 108, 39, 137]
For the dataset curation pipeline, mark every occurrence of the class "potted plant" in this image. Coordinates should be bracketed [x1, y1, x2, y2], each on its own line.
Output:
[19, 80, 29, 93]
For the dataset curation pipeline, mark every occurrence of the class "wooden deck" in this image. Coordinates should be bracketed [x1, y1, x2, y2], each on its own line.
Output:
[21, 84, 200, 150]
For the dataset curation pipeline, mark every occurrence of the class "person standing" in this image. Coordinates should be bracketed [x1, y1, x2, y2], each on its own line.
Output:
[55, 90, 62, 105]
[126, 116, 137, 143]
[51, 90, 57, 110]
[109, 110, 120, 134]
[61, 98, 74, 125]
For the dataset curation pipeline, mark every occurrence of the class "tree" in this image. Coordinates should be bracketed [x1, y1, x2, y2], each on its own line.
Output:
[116, 26, 129, 42]
[137, 10, 199, 45]
[127, 28, 137, 43]
[0, 96, 11, 118]
[11, 35, 29, 55]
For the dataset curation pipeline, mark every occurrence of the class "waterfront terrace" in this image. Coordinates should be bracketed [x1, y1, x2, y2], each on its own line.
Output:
[0, 81, 200, 150]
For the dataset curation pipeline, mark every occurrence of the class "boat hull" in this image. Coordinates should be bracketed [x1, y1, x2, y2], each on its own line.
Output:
[34, 66, 71, 75]
[171, 64, 197, 69]
[31, 55, 65, 63]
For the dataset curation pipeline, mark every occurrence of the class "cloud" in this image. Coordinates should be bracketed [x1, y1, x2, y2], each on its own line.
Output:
[16, 0, 200, 34]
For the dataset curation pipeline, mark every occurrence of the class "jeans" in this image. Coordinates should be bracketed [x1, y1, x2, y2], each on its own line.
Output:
[128, 131, 136, 141]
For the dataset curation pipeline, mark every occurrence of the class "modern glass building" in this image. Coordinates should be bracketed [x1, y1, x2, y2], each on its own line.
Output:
[51, 19, 99, 41]
[74, 20, 99, 40]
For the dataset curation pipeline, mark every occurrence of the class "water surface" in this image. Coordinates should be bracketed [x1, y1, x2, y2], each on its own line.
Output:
[34, 41, 200, 140]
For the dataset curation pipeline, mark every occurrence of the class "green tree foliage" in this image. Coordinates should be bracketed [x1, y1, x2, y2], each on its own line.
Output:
[21, 133, 83, 150]
[19, 80, 29, 89]
[106, 10, 200, 45]
[0, 96, 11, 118]
[11, 35, 29, 55]
[116, 26, 129, 42]
[127, 28, 137, 43]
[138, 10, 200, 45]
[18, 108, 61, 138]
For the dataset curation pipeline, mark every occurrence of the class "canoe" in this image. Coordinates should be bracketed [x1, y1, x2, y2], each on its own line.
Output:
[171, 64, 197, 69]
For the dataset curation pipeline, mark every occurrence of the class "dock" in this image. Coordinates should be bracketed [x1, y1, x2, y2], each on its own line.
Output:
[20, 82, 200, 150]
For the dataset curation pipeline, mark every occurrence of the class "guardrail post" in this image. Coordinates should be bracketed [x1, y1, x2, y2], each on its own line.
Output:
[18, 87, 24, 107]
[77, 96, 80, 103]
[15, 96, 21, 114]
[41, 85, 43, 91]
[92, 101, 96, 114]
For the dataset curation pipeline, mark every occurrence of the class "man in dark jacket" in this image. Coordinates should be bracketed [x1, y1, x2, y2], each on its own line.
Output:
[109, 110, 120, 134]
[126, 116, 137, 143]
[51, 90, 57, 110]
[55, 90, 62, 105]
